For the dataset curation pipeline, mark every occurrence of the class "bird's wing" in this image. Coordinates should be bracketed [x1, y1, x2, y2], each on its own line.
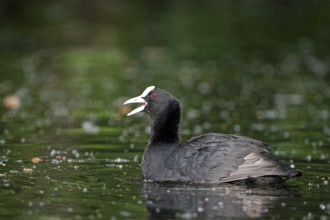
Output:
[166, 133, 290, 183]
[219, 151, 293, 182]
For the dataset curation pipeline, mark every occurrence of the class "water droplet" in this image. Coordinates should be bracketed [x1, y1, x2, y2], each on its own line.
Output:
[82, 121, 99, 134]
[187, 109, 200, 119]
[234, 124, 240, 132]
[246, 189, 252, 195]
[318, 140, 324, 146]
[193, 125, 203, 135]
[283, 131, 290, 139]
[198, 82, 211, 95]
[320, 204, 326, 210]
[50, 149, 56, 157]
[4, 129, 9, 135]
[320, 154, 327, 160]
[119, 211, 130, 217]
[133, 155, 139, 162]
[307, 212, 313, 218]
[320, 215, 328, 220]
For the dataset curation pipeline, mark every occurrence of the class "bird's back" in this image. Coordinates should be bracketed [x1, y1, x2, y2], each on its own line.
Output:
[165, 133, 301, 184]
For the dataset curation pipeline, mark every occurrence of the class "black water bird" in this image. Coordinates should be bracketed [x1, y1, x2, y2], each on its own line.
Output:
[123, 86, 301, 184]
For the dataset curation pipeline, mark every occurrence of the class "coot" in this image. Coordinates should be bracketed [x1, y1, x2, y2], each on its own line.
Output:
[123, 86, 301, 184]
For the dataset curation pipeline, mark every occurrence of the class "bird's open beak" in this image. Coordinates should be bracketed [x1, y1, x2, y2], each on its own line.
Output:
[123, 86, 155, 116]
[123, 96, 147, 116]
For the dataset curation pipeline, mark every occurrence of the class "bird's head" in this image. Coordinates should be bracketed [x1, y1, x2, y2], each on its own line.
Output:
[123, 86, 180, 120]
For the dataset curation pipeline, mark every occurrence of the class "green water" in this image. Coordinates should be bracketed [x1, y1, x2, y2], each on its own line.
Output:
[1, 1, 330, 219]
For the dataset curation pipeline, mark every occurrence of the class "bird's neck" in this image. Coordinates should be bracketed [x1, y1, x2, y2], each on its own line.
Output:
[150, 107, 181, 145]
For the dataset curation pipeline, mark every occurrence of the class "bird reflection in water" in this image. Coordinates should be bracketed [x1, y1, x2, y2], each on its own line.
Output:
[141, 182, 299, 220]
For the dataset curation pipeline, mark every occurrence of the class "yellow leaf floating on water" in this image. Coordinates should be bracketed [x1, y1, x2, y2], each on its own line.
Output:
[23, 168, 33, 173]
[3, 95, 21, 109]
[31, 157, 43, 164]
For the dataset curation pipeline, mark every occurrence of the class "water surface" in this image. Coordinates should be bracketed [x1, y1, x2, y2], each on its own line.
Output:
[1, 1, 330, 219]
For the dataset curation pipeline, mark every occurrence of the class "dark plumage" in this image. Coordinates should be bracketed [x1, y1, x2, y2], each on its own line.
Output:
[124, 86, 301, 184]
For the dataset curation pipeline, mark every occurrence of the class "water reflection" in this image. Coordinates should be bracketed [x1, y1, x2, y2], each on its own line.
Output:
[142, 182, 298, 220]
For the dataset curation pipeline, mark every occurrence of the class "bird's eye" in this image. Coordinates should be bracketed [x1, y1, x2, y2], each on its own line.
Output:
[150, 93, 157, 99]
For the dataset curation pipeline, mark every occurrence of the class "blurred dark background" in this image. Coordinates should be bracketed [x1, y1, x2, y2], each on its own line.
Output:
[1, 0, 329, 135]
